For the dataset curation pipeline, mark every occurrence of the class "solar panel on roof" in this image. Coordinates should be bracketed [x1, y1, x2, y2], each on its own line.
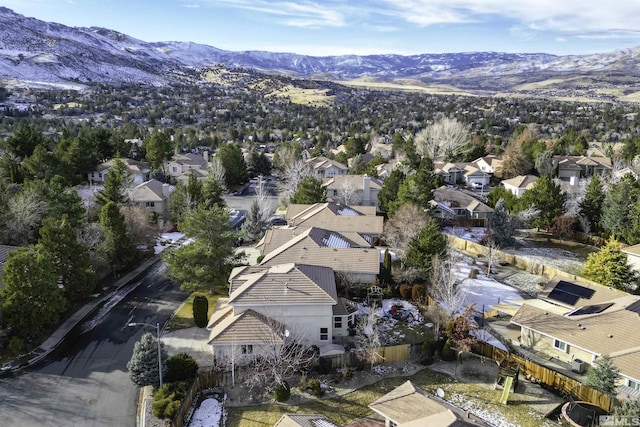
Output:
[546, 280, 595, 306]
[568, 303, 613, 316]
[626, 300, 640, 314]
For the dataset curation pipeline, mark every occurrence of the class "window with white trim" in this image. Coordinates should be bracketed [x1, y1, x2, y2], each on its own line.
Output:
[146, 201, 155, 208]
[320, 327, 328, 341]
[241, 345, 253, 354]
[334, 316, 342, 329]
[628, 379, 640, 390]
[553, 339, 567, 352]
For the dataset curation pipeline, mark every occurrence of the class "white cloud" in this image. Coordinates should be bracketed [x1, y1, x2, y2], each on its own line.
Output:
[183, 4, 201, 8]
[375, 0, 640, 35]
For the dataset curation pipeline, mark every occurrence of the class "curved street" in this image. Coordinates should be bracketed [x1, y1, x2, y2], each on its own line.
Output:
[0, 262, 187, 427]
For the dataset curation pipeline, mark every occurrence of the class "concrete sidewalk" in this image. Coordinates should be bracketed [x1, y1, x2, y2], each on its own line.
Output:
[3, 256, 162, 372]
[161, 327, 212, 368]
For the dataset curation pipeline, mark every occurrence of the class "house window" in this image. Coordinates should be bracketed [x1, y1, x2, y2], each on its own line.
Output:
[145, 202, 155, 208]
[241, 345, 253, 354]
[172, 166, 178, 173]
[320, 327, 328, 341]
[553, 339, 567, 352]
[628, 379, 640, 390]
[334, 316, 342, 329]
[347, 315, 354, 327]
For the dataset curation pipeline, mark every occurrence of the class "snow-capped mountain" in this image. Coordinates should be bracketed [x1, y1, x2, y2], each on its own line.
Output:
[2, 6, 640, 93]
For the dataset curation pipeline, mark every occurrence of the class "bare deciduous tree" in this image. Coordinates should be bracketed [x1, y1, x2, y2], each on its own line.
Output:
[337, 179, 360, 206]
[414, 116, 471, 160]
[209, 157, 227, 191]
[355, 304, 383, 372]
[277, 159, 312, 205]
[4, 189, 47, 245]
[121, 205, 160, 249]
[383, 203, 428, 259]
[430, 252, 466, 319]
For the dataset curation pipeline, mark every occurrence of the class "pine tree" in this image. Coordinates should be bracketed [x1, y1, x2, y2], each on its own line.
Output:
[405, 219, 447, 274]
[1, 247, 66, 338]
[96, 158, 129, 207]
[578, 174, 605, 233]
[587, 355, 620, 395]
[519, 174, 566, 230]
[242, 200, 266, 241]
[127, 332, 168, 387]
[290, 176, 326, 204]
[100, 201, 136, 274]
[37, 216, 96, 302]
[582, 239, 638, 291]
[379, 248, 394, 286]
[601, 175, 638, 239]
[489, 199, 515, 247]
[217, 143, 248, 188]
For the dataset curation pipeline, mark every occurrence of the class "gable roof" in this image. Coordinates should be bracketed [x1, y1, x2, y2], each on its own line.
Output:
[322, 175, 383, 191]
[538, 276, 627, 308]
[511, 295, 640, 358]
[171, 153, 207, 166]
[285, 202, 383, 235]
[260, 227, 380, 276]
[502, 175, 538, 190]
[554, 155, 612, 170]
[260, 227, 373, 255]
[273, 414, 337, 427]
[129, 179, 170, 202]
[95, 158, 151, 175]
[369, 381, 468, 427]
[228, 263, 338, 306]
[433, 187, 494, 214]
[305, 156, 348, 172]
[207, 305, 286, 345]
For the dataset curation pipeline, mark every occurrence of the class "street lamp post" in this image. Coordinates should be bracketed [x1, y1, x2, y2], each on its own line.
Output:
[128, 322, 163, 388]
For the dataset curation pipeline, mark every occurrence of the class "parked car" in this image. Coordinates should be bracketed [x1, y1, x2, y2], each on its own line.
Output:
[471, 182, 484, 189]
[269, 217, 288, 227]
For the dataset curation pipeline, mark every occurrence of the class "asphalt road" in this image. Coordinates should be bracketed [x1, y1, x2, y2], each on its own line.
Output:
[0, 262, 188, 427]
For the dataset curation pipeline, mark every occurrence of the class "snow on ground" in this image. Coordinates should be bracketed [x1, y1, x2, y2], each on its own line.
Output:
[186, 396, 223, 427]
[501, 272, 543, 296]
[444, 226, 487, 243]
[449, 391, 518, 427]
[154, 232, 187, 254]
[451, 262, 523, 313]
[502, 244, 586, 275]
[471, 329, 509, 352]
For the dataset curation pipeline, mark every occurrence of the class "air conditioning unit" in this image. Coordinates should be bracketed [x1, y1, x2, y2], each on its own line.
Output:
[572, 359, 585, 374]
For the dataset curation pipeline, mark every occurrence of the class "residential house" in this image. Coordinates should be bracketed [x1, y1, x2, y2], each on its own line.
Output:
[175, 168, 209, 186]
[510, 294, 640, 396]
[305, 156, 348, 178]
[434, 162, 467, 185]
[431, 187, 494, 221]
[501, 175, 538, 197]
[0, 245, 18, 288]
[323, 174, 383, 209]
[375, 158, 400, 180]
[88, 158, 151, 186]
[473, 155, 503, 175]
[621, 244, 640, 274]
[259, 227, 380, 283]
[463, 164, 491, 188]
[207, 263, 357, 364]
[285, 202, 383, 237]
[369, 381, 475, 427]
[554, 155, 612, 181]
[273, 414, 337, 427]
[128, 179, 173, 220]
[165, 153, 208, 181]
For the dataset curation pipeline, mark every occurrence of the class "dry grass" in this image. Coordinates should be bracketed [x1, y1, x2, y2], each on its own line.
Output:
[166, 292, 219, 331]
[225, 366, 556, 427]
[336, 78, 476, 96]
[264, 85, 334, 106]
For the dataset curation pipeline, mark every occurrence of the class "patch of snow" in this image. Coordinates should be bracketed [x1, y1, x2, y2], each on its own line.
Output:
[471, 329, 509, 352]
[449, 391, 519, 427]
[154, 232, 186, 254]
[444, 226, 487, 243]
[186, 396, 223, 427]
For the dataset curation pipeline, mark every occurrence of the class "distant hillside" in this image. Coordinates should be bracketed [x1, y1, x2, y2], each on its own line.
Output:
[2, 7, 640, 101]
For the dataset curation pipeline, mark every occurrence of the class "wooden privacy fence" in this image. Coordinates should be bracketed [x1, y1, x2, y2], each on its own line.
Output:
[172, 371, 221, 427]
[376, 344, 410, 364]
[475, 342, 614, 412]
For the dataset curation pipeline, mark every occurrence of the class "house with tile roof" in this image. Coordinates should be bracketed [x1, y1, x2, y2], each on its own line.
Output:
[284, 202, 383, 236]
[88, 158, 151, 186]
[431, 187, 493, 221]
[501, 174, 539, 197]
[322, 174, 383, 209]
[305, 156, 348, 178]
[259, 227, 380, 283]
[128, 179, 173, 220]
[553, 155, 612, 181]
[207, 263, 357, 364]
[165, 152, 208, 182]
[369, 381, 476, 427]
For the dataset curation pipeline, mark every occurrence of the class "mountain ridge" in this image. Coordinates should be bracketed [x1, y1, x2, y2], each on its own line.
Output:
[1, 7, 640, 100]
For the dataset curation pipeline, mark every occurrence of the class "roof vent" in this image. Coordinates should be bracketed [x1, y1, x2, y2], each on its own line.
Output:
[609, 334, 614, 338]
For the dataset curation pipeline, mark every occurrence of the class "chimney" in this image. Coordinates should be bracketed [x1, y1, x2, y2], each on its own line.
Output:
[203, 150, 209, 165]
[363, 174, 371, 202]
[162, 183, 172, 201]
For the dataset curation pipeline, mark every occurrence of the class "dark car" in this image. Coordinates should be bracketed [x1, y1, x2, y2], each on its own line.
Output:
[269, 217, 288, 226]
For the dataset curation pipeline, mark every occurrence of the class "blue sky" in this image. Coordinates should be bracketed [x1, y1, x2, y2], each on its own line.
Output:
[4, 0, 640, 56]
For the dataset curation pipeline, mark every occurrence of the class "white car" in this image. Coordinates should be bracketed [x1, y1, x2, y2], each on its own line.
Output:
[472, 182, 484, 189]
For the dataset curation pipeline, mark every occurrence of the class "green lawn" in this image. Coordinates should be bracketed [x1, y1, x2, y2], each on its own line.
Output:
[166, 292, 220, 331]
